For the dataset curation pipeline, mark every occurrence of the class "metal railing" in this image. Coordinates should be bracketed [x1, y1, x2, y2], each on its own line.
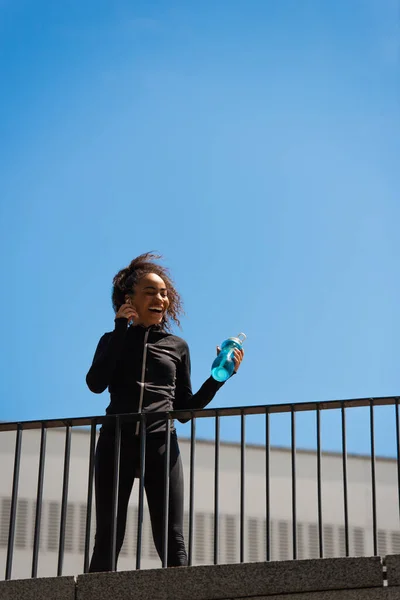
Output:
[1, 395, 400, 580]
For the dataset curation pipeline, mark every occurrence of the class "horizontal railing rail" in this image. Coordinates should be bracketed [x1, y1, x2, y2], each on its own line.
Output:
[1, 395, 399, 432]
[1, 395, 400, 581]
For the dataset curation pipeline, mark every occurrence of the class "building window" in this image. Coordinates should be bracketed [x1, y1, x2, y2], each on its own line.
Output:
[353, 527, 365, 556]
[296, 523, 305, 559]
[248, 517, 259, 562]
[15, 499, 28, 549]
[195, 513, 206, 563]
[47, 502, 59, 551]
[391, 531, 400, 554]
[64, 503, 75, 553]
[377, 530, 387, 556]
[308, 523, 319, 559]
[79, 504, 87, 554]
[278, 521, 289, 561]
[225, 515, 236, 563]
[0, 498, 11, 548]
[124, 506, 139, 558]
[338, 525, 346, 557]
[323, 525, 334, 558]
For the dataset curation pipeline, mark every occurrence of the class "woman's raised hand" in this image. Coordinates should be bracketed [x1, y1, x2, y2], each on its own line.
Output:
[216, 346, 245, 374]
[115, 302, 138, 323]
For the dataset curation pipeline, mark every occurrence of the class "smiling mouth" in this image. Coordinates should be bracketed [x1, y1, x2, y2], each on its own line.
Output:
[149, 307, 163, 314]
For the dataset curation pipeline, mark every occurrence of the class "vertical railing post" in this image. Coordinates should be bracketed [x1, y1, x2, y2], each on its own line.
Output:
[58, 424, 72, 577]
[370, 400, 378, 555]
[291, 407, 297, 559]
[5, 424, 23, 580]
[188, 415, 196, 566]
[32, 423, 47, 578]
[162, 415, 171, 567]
[110, 416, 121, 572]
[316, 407, 324, 558]
[84, 420, 97, 573]
[240, 411, 246, 563]
[136, 414, 147, 569]
[341, 404, 350, 557]
[396, 399, 400, 525]
[265, 410, 271, 561]
[214, 413, 220, 565]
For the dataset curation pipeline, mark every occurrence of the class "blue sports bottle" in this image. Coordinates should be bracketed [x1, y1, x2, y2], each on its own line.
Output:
[211, 333, 246, 382]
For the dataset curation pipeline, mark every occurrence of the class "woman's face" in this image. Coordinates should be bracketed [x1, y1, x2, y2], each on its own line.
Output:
[127, 272, 170, 327]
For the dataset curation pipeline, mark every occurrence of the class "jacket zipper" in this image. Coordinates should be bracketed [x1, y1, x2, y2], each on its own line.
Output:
[136, 329, 150, 435]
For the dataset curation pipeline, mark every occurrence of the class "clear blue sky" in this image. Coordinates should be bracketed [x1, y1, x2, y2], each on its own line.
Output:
[0, 0, 398, 456]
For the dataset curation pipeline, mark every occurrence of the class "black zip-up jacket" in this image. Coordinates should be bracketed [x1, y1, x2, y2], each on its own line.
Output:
[86, 318, 225, 434]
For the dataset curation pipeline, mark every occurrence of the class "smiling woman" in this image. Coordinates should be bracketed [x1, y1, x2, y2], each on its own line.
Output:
[85, 252, 245, 573]
[125, 273, 170, 326]
[111, 253, 182, 330]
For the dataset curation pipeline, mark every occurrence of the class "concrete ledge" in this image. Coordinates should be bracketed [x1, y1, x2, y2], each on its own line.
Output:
[385, 554, 400, 587]
[0, 575, 76, 600]
[76, 557, 383, 600]
[228, 589, 400, 600]
[229, 589, 397, 600]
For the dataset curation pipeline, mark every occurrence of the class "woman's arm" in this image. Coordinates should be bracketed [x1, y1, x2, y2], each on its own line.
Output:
[174, 344, 225, 422]
[85, 318, 128, 393]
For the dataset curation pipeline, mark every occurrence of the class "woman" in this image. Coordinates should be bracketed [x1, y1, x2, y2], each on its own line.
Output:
[86, 253, 244, 571]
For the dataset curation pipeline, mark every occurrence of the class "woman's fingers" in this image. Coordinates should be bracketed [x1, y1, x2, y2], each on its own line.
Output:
[215, 346, 244, 373]
[233, 348, 244, 372]
[116, 304, 138, 320]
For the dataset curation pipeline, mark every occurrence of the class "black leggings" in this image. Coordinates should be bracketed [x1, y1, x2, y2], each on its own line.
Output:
[89, 429, 188, 572]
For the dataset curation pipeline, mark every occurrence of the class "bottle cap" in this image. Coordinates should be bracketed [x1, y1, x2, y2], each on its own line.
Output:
[227, 332, 246, 346]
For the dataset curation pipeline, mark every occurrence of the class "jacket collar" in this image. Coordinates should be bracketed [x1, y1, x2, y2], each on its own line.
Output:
[130, 323, 164, 333]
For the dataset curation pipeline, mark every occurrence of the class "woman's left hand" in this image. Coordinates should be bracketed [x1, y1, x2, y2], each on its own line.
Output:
[232, 348, 244, 373]
[216, 347, 245, 374]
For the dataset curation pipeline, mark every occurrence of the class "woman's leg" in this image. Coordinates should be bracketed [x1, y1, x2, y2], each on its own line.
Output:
[89, 430, 137, 572]
[145, 434, 188, 567]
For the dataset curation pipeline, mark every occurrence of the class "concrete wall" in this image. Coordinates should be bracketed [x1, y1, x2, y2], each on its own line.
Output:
[1, 555, 400, 600]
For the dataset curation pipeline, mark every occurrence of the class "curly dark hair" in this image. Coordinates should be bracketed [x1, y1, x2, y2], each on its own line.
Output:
[111, 252, 183, 330]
